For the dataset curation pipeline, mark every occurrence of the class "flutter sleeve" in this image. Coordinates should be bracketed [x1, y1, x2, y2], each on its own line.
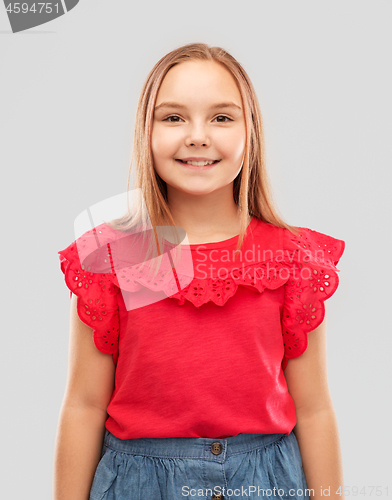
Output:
[58, 227, 120, 357]
[281, 226, 345, 370]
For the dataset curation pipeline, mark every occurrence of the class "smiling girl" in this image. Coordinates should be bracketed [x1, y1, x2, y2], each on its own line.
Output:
[54, 43, 345, 500]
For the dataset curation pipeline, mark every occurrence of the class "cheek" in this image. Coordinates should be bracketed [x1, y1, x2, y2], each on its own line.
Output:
[218, 129, 246, 160]
[221, 137, 245, 161]
[151, 128, 162, 160]
[151, 127, 177, 161]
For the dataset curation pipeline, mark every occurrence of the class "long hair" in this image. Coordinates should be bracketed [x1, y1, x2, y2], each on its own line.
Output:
[103, 43, 299, 279]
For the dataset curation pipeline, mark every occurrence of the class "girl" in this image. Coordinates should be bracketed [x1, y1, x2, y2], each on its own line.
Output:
[53, 43, 345, 500]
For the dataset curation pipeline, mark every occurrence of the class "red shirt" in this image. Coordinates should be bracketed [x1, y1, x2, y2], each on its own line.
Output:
[58, 216, 345, 439]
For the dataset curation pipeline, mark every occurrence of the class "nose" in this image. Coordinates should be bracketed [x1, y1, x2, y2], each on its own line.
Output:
[185, 122, 210, 147]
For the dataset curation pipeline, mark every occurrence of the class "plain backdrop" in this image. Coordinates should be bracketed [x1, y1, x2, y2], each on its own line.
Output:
[1, 1, 391, 498]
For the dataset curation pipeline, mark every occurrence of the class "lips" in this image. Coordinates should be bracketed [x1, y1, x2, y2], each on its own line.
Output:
[176, 159, 220, 164]
[175, 159, 219, 169]
[177, 159, 220, 162]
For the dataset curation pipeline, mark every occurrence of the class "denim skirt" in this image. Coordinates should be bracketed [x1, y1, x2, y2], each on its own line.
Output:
[89, 428, 310, 500]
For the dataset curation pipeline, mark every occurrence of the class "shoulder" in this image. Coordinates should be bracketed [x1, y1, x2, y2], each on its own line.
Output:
[281, 225, 345, 267]
[249, 217, 286, 252]
[251, 218, 345, 259]
[58, 222, 144, 274]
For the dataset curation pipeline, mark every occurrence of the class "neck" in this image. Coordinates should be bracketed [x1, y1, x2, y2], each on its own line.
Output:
[165, 184, 250, 243]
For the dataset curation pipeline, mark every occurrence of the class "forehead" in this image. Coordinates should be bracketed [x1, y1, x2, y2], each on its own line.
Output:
[156, 60, 242, 105]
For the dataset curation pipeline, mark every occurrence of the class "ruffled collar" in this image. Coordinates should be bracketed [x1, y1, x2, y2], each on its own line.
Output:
[70, 217, 344, 310]
[107, 216, 286, 308]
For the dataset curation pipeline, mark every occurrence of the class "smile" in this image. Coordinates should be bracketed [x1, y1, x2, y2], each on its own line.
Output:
[175, 159, 220, 168]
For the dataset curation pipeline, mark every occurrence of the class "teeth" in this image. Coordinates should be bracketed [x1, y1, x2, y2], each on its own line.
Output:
[181, 160, 216, 166]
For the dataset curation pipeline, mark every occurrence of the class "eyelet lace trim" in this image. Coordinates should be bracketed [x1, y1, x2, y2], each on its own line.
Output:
[58, 242, 120, 355]
[169, 261, 291, 308]
[109, 260, 290, 308]
[109, 228, 344, 323]
[281, 227, 345, 369]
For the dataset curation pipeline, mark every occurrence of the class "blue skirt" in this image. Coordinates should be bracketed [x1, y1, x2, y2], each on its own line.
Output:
[89, 428, 310, 500]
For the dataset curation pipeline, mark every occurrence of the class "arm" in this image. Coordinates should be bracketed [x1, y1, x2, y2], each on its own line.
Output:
[284, 309, 345, 500]
[53, 294, 116, 500]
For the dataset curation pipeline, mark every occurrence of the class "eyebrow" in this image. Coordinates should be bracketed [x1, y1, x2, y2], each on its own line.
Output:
[154, 101, 242, 112]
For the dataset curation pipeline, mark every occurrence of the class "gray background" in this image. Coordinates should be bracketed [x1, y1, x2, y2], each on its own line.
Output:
[1, 1, 391, 498]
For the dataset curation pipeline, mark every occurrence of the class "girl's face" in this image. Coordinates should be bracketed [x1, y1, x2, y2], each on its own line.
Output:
[151, 60, 246, 198]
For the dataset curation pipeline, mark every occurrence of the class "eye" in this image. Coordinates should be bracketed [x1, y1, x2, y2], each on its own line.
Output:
[214, 115, 233, 123]
[163, 115, 183, 122]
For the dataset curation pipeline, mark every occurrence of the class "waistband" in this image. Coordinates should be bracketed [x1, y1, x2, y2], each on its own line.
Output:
[103, 429, 289, 462]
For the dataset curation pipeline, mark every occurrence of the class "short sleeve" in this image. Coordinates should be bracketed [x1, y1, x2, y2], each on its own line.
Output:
[281, 227, 345, 370]
[58, 228, 120, 357]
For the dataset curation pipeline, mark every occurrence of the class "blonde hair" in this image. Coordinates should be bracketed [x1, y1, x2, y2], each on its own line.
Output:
[104, 43, 299, 279]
